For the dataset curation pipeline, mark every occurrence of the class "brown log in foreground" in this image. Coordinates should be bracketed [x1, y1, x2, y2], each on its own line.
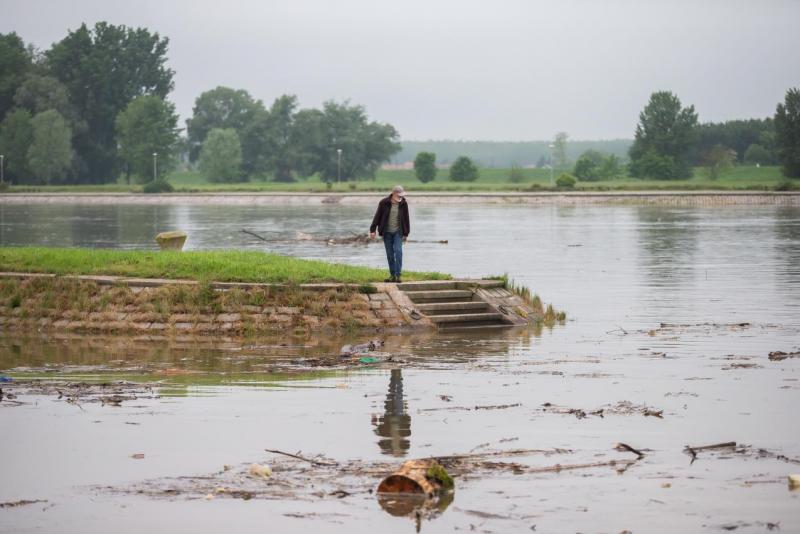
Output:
[377, 459, 442, 497]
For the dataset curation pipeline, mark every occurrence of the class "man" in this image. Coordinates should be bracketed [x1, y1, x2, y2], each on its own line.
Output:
[370, 185, 410, 283]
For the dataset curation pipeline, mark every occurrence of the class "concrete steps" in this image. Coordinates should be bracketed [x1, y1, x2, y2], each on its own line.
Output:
[428, 312, 504, 324]
[404, 290, 474, 302]
[416, 301, 489, 314]
[398, 280, 504, 292]
[397, 281, 458, 291]
[398, 279, 511, 330]
[438, 320, 514, 331]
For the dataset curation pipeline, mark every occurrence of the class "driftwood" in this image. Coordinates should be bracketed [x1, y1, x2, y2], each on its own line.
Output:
[684, 441, 737, 462]
[241, 229, 269, 242]
[431, 448, 570, 464]
[541, 401, 663, 419]
[264, 448, 337, 467]
[615, 442, 646, 458]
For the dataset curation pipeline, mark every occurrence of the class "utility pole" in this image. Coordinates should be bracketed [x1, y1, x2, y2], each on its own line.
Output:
[337, 148, 342, 184]
[153, 152, 158, 181]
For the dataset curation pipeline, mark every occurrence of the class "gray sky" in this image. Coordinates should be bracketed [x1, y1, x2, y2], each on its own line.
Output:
[3, 0, 800, 140]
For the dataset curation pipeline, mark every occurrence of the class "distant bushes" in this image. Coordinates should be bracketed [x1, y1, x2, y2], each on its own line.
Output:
[573, 150, 623, 181]
[449, 156, 479, 182]
[142, 179, 174, 193]
[555, 173, 576, 188]
[413, 151, 437, 183]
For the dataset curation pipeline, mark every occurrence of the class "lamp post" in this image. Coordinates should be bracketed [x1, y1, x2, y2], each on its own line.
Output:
[0, 154, 4, 185]
[336, 148, 342, 184]
[548, 143, 555, 186]
[152, 152, 158, 182]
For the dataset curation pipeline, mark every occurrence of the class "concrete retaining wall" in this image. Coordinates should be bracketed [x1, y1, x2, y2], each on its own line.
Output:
[0, 273, 429, 336]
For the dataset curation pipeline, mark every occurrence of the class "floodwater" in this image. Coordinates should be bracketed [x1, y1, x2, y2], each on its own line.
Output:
[1, 203, 800, 533]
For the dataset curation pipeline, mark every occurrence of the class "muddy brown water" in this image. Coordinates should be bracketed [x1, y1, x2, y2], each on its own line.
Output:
[1, 203, 800, 533]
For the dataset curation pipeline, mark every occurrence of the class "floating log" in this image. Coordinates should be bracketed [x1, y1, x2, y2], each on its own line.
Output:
[377, 459, 453, 497]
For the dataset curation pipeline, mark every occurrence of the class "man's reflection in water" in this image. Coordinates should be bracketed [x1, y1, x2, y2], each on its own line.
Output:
[372, 368, 411, 456]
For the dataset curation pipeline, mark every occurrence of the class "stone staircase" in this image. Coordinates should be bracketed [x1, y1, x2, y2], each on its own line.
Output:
[397, 280, 512, 330]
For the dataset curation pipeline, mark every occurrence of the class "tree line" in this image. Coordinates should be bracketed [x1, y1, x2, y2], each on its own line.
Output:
[187, 89, 399, 183]
[416, 90, 799, 185]
[2, 24, 798, 186]
[0, 24, 400, 185]
[535, 92, 797, 183]
[603, 90, 797, 181]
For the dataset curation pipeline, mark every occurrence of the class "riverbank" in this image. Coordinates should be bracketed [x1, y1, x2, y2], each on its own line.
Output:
[4, 165, 795, 194]
[0, 248, 556, 336]
[0, 248, 444, 335]
[0, 272, 552, 336]
[2, 190, 799, 205]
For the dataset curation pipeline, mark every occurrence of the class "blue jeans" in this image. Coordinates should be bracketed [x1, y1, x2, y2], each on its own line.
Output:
[383, 231, 403, 278]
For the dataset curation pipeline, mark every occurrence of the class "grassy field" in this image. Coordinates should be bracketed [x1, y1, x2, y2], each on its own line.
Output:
[3, 166, 796, 193]
[0, 247, 448, 284]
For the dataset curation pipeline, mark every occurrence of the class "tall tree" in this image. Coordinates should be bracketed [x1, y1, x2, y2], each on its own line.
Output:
[199, 128, 243, 183]
[629, 91, 698, 179]
[264, 94, 299, 182]
[303, 100, 399, 182]
[46, 22, 174, 183]
[0, 108, 34, 183]
[14, 73, 87, 180]
[291, 108, 326, 178]
[413, 151, 437, 183]
[774, 87, 800, 178]
[0, 32, 31, 121]
[115, 95, 180, 183]
[13, 74, 71, 117]
[27, 110, 73, 184]
[186, 86, 268, 176]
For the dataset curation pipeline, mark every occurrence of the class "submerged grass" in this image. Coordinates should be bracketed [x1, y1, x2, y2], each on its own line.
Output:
[496, 274, 567, 326]
[0, 247, 448, 284]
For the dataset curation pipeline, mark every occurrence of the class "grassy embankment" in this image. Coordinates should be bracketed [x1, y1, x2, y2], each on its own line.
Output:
[4, 166, 796, 193]
[0, 247, 448, 284]
[0, 247, 447, 335]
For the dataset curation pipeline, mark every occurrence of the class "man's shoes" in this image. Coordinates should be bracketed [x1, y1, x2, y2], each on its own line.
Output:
[384, 277, 394, 283]
[395, 277, 402, 283]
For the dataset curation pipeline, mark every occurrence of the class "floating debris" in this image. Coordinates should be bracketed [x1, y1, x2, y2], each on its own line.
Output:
[248, 463, 272, 479]
[340, 340, 384, 357]
[540, 401, 663, 419]
[769, 351, 800, 361]
[0, 499, 47, 508]
[0, 380, 158, 408]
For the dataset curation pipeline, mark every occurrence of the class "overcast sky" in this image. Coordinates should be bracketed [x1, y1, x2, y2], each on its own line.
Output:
[4, 0, 800, 140]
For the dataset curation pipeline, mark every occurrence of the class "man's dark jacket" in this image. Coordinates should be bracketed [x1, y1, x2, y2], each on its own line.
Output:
[370, 195, 410, 237]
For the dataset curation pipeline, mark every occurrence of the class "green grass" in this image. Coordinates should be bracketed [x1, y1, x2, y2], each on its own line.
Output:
[0, 247, 449, 284]
[4, 166, 795, 193]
